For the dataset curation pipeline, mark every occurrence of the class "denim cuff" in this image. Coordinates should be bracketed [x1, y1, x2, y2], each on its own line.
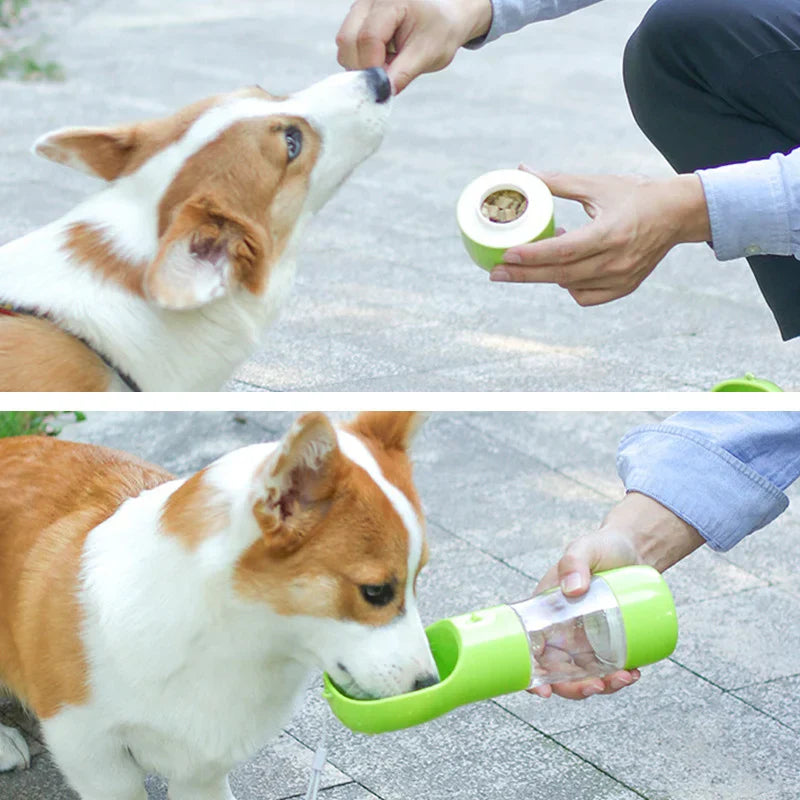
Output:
[617, 424, 789, 551]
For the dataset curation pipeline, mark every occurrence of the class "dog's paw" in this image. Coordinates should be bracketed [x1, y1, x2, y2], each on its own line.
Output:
[0, 723, 30, 772]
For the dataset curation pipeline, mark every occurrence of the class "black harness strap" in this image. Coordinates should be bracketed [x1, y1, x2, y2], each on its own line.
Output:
[0, 301, 142, 392]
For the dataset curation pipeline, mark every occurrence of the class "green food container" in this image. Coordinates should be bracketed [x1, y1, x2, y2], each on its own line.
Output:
[712, 373, 783, 392]
[457, 169, 556, 271]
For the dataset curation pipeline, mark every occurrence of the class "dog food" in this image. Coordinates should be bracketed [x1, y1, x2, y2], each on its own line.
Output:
[480, 189, 528, 223]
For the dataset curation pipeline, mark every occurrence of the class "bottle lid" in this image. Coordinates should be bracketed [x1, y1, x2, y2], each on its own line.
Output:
[323, 605, 531, 734]
[711, 373, 782, 392]
[596, 565, 678, 669]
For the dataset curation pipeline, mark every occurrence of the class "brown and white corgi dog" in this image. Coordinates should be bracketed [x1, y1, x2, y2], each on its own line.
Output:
[0, 68, 391, 391]
[0, 411, 437, 800]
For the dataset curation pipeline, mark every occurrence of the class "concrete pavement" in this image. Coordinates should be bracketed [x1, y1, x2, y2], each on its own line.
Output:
[1, 410, 799, 799]
[0, 0, 796, 390]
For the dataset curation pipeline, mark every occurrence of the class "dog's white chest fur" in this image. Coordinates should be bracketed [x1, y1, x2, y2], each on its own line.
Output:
[42, 480, 312, 787]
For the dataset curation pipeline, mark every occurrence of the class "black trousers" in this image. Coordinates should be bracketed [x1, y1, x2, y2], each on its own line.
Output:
[623, 0, 800, 340]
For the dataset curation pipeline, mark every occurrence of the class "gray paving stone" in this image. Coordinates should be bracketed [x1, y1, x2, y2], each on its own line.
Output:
[287, 691, 641, 800]
[426, 465, 613, 561]
[61, 411, 310, 474]
[0, 749, 78, 800]
[62, 411, 285, 474]
[463, 411, 661, 498]
[283, 784, 381, 800]
[143, 733, 352, 800]
[495, 657, 720, 737]
[658, 546, 767, 606]
[417, 523, 536, 622]
[733, 675, 800, 734]
[0, 731, 352, 800]
[410, 413, 548, 497]
[717, 512, 800, 586]
[554, 692, 800, 800]
[673, 587, 800, 690]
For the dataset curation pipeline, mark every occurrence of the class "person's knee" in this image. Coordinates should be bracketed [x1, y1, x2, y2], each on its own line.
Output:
[625, 0, 759, 79]
[622, 0, 726, 127]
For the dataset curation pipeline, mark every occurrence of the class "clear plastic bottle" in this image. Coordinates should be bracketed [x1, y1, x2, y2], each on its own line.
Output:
[508, 567, 676, 688]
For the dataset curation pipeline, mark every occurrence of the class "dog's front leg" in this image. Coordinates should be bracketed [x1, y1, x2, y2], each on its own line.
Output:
[168, 773, 237, 800]
[41, 721, 147, 800]
[0, 723, 30, 772]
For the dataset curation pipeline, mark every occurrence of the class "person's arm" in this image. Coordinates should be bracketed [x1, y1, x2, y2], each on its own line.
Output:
[492, 168, 710, 307]
[492, 148, 800, 304]
[466, 0, 606, 49]
[532, 412, 800, 700]
[617, 411, 800, 551]
[531, 491, 704, 699]
[335, 0, 604, 93]
[697, 146, 800, 262]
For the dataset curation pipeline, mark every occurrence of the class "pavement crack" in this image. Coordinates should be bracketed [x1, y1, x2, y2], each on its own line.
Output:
[489, 701, 651, 799]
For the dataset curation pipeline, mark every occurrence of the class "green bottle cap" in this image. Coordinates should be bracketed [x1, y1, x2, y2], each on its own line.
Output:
[596, 565, 678, 669]
[322, 605, 531, 734]
[711, 373, 783, 392]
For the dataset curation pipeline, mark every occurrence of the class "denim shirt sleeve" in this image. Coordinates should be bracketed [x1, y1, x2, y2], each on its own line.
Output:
[465, 0, 605, 48]
[617, 412, 800, 551]
[696, 147, 800, 262]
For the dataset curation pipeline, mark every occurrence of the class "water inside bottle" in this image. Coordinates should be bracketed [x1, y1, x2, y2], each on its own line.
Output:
[510, 579, 626, 688]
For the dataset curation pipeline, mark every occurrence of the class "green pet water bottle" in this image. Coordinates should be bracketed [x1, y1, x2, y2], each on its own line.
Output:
[324, 565, 677, 734]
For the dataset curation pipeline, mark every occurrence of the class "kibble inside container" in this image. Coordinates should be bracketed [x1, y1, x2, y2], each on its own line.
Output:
[480, 188, 528, 223]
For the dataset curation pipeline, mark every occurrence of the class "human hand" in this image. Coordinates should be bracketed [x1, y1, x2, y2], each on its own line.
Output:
[491, 167, 712, 307]
[336, 0, 493, 93]
[529, 492, 705, 700]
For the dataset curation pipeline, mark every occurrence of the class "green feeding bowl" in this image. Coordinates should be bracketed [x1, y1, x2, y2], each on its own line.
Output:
[322, 605, 532, 735]
[712, 373, 783, 392]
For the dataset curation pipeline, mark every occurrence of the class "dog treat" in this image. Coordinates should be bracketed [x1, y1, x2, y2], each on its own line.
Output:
[457, 169, 555, 270]
[480, 189, 528, 223]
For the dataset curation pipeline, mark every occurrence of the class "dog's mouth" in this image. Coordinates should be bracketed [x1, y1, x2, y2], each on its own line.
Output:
[329, 662, 440, 701]
[331, 663, 375, 700]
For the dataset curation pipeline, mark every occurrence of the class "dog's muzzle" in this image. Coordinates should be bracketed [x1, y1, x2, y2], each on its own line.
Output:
[365, 67, 392, 104]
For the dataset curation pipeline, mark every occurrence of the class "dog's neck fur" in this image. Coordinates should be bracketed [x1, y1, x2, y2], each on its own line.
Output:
[0, 197, 304, 391]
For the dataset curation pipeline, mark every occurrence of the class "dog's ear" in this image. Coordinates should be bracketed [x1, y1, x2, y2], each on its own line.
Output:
[253, 413, 340, 555]
[348, 412, 430, 451]
[144, 195, 270, 310]
[33, 125, 139, 181]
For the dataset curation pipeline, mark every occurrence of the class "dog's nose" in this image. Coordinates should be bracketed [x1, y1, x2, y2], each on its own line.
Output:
[365, 67, 392, 104]
[412, 673, 439, 691]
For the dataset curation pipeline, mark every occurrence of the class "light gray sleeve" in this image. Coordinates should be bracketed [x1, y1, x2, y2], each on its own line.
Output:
[465, 0, 607, 48]
[696, 147, 800, 262]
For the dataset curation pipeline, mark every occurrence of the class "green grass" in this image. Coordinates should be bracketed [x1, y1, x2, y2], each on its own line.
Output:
[0, 42, 62, 80]
[0, 0, 64, 81]
[0, 0, 31, 28]
[0, 411, 86, 438]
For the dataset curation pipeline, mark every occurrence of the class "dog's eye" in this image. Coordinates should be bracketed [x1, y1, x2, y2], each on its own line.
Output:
[360, 583, 395, 607]
[284, 126, 303, 161]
